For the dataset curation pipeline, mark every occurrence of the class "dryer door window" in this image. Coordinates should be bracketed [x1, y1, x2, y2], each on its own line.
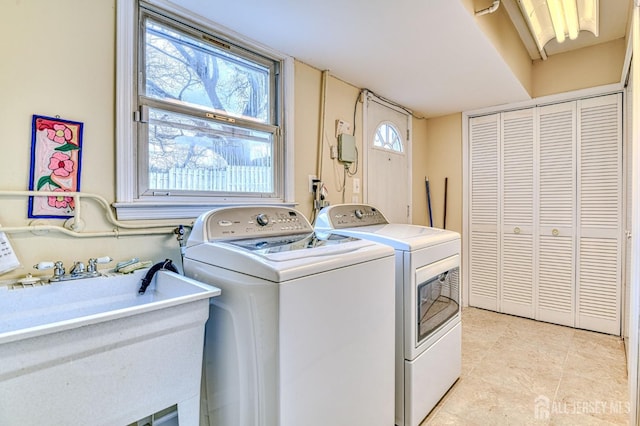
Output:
[416, 266, 459, 345]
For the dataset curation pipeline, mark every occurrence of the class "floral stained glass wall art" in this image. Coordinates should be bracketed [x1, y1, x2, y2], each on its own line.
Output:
[28, 115, 83, 218]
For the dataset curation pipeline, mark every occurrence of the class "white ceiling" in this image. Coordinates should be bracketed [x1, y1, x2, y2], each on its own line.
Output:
[168, 0, 625, 117]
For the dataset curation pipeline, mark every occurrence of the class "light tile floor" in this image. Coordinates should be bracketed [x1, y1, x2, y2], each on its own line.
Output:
[422, 307, 629, 425]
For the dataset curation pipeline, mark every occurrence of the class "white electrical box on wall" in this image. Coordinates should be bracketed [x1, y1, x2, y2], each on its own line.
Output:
[338, 134, 356, 163]
[335, 119, 352, 137]
[330, 145, 338, 159]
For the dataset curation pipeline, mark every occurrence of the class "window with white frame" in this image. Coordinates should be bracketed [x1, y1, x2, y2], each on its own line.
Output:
[373, 122, 404, 152]
[115, 0, 293, 219]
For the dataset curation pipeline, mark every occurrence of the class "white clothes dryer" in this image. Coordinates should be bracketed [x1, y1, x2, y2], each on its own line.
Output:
[316, 204, 461, 426]
[183, 206, 396, 426]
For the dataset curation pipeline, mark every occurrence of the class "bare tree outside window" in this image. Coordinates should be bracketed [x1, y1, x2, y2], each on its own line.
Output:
[140, 17, 276, 194]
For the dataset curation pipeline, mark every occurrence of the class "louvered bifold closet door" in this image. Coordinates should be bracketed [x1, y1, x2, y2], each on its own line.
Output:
[500, 109, 535, 318]
[537, 102, 576, 327]
[624, 85, 632, 346]
[469, 114, 500, 311]
[576, 94, 622, 334]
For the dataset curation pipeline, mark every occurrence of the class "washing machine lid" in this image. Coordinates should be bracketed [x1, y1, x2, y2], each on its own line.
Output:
[185, 206, 394, 282]
[315, 204, 460, 251]
[222, 231, 357, 254]
[184, 233, 393, 282]
[318, 224, 458, 251]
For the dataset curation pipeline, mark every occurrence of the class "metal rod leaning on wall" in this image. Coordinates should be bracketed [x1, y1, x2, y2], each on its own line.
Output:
[443, 177, 448, 229]
[316, 70, 329, 183]
[425, 177, 433, 227]
[0, 190, 184, 237]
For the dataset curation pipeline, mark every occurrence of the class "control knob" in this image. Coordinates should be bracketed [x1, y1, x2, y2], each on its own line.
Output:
[355, 209, 364, 219]
[256, 213, 270, 226]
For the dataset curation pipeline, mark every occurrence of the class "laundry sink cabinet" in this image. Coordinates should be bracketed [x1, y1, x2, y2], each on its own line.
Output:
[0, 269, 220, 426]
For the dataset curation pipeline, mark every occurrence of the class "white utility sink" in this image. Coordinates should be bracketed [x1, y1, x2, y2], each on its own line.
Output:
[0, 268, 220, 426]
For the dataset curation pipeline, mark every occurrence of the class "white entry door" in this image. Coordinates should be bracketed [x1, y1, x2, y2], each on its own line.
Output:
[364, 93, 411, 223]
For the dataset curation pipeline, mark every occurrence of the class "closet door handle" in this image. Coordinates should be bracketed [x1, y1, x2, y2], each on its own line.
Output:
[513, 227, 521, 234]
[552, 228, 559, 236]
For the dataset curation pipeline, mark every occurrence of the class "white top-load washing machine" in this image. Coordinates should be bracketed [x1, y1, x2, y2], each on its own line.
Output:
[316, 204, 461, 426]
[183, 206, 396, 426]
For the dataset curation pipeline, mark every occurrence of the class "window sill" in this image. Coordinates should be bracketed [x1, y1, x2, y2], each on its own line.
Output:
[113, 201, 298, 221]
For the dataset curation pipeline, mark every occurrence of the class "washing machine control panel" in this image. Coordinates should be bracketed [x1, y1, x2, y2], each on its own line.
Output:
[203, 206, 313, 240]
[317, 204, 389, 228]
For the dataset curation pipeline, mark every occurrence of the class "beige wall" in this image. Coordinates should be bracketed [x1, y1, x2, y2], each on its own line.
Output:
[465, 0, 533, 95]
[0, 0, 626, 283]
[317, 75, 363, 212]
[422, 2, 628, 241]
[0, 0, 386, 282]
[300, 69, 432, 225]
[292, 66, 365, 220]
[463, 0, 627, 101]
[293, 63, 322, 219]
[422, 115, 463, 234]
[411, 119, 429, 226]
[418, 38, 626, 243]
[532, 38, 628, 97]
[0, 0, 187, 281]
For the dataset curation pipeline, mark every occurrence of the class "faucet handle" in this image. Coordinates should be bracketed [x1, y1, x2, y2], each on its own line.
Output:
[33, 261, 66, 276]
[53, 261, 65, 277]
[70, 261, 85, 275]
[34, 261, 55, 270]
[87, 256, 113, 273]
[95, 256, 113, 264]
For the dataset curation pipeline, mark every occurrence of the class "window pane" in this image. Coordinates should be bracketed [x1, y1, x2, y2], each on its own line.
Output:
[144, 18, 270, 123]
[147, 108, 274, 193]
[373, 123, 403, 152]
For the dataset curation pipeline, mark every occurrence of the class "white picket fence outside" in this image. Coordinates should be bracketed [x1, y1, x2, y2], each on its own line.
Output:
[150, 166, 272, 193]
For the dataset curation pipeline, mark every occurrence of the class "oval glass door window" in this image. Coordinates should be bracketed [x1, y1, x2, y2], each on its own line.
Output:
[373, 122, 403, 152]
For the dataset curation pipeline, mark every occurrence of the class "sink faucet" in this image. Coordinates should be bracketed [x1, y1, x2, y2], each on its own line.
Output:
[53, 261, 65, 279]
[87, 258, 100, 273]
[70, 261, 85, 276]
[34, 257, 112, 282]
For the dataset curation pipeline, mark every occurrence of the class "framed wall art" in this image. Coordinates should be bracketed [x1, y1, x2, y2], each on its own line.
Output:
[28, 115, 84, 218]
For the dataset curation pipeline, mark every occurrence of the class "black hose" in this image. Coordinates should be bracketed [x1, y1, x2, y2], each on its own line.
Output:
[138, 259, 179, 294]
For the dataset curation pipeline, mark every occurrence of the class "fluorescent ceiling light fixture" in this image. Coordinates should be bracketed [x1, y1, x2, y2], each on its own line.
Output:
[519, 0, 599, 52]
